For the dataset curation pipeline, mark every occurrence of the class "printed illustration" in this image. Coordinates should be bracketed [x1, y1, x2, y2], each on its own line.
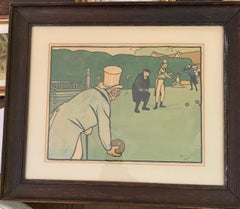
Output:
[0, 34, 7, 83]
[47, 45, 203, 164]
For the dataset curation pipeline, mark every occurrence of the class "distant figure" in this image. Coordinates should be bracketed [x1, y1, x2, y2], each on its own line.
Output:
[132, 69, 151, 113]
[153, 59, 172, 109]
[175, 51, 181, 58]
[172, 73, 184, 88]
[186, 64, 198, 91]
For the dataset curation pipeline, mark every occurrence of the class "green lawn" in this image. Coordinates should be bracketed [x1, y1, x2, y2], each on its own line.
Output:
[83, 86, 202, 164]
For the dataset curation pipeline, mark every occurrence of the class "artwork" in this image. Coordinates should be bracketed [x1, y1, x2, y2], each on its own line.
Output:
[48, 44, 203, 164]
[3, 3, 240, 207]
[0, 20, 8, 96]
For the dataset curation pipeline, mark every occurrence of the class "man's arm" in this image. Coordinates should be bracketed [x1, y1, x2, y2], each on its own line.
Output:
[134, 74, 144, 91]
[97, 103, 120, 157]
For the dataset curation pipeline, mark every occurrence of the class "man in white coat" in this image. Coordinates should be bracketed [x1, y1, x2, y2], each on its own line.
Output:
[48, 66, 123, 160]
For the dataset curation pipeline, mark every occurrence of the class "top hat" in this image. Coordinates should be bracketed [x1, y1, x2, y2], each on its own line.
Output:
[98, 66, 123, 89]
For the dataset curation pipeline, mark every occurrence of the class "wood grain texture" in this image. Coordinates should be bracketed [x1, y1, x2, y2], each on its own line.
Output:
[0, 0, 74, 16]
[0, 2, 9, 16]
[27, 203, 222, 209]
[28, 203, 85, 209]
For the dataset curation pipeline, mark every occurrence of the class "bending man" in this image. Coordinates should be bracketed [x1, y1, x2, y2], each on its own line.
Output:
[48, 66, 123, 160]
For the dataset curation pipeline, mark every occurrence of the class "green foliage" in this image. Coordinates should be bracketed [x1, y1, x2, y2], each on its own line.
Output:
[0, 34, 8, 54]
[51, 49, 192, 88]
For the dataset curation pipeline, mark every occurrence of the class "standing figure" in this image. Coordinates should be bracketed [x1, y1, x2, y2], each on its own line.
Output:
[186, 64, 198, 91]
[154, 59, 172, 109]
[48, 66, 123, 160]
[132, 69, 151, 113]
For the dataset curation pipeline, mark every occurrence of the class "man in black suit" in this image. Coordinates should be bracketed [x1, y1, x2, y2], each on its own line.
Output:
[132, 69, 151, 113]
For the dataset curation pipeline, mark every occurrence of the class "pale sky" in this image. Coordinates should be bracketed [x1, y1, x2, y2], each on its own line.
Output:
[51, 45, 201, 56]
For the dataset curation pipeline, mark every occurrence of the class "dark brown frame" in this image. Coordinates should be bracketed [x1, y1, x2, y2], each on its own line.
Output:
[1, 2, 240, 208]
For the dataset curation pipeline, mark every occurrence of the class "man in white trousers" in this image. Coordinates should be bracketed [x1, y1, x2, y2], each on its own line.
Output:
[153, 59, 172, 109]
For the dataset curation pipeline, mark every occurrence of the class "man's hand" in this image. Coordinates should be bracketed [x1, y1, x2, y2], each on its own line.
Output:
[107, 146, 121, 157]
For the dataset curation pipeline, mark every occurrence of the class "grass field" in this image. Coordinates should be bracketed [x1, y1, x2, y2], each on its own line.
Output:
[83, 86, 202, 164]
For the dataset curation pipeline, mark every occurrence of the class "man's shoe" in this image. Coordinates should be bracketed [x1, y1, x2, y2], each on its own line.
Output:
[142, 107, 150, 111]
[153, 103, 158, 110]
[160, 102, 166, 108]
[135, 109, 140, 113]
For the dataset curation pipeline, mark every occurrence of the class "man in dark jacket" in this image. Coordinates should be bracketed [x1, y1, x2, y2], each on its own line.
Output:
[132, 69, 151, 113]
[186, 64, 198, 91]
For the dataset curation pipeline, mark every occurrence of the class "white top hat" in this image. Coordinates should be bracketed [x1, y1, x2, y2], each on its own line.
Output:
[99, 66, 123, 89]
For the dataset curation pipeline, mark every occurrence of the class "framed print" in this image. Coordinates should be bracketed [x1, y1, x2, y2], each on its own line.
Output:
[26, 26, 224, 186]
[1, 2, 240, 208]
[0, 18, 8, 97]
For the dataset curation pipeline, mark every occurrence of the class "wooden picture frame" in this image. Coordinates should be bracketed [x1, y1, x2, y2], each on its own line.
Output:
[1, 2, 240, 208]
